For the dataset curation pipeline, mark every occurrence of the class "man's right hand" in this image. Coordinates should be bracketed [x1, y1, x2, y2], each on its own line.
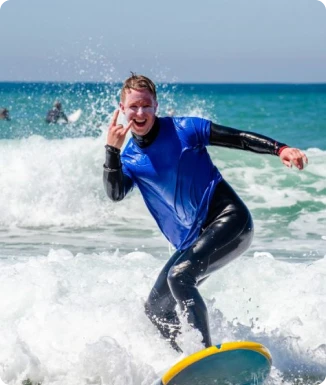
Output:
[106, 109, 133, 149]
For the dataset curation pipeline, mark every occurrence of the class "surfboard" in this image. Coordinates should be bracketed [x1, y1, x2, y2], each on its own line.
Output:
[153, 341, 272, 385]
[68, 109, 82, 123]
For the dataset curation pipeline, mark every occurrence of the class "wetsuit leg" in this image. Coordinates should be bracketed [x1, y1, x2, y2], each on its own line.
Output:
[144, 250, 184, 352]
[144, 252, 209, 351]
[167, 180, 254, 348]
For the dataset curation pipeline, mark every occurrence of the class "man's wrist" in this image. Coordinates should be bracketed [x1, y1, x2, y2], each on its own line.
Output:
[105, 144, 121, 154]
[104, 145, 122, 169]
[274, 141, 289, 156]
[277, 145, 289, 156]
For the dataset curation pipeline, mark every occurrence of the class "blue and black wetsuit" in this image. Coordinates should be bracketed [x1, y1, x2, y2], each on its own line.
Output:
[103, 117, 287, 351]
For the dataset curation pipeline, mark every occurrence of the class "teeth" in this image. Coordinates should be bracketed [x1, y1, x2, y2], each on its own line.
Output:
[134, 119, 146, 124]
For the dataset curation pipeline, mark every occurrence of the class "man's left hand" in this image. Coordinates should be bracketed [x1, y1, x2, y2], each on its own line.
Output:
[279, 147, 308, 170]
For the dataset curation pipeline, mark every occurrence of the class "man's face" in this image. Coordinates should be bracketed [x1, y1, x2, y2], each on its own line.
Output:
[120, 88, 158, 136]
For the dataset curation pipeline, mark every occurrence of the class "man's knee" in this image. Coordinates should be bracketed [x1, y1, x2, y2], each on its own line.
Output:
[167, 261, 196, 293]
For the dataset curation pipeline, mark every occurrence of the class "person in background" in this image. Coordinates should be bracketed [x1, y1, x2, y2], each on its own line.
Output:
[0, 108, 10, 121]
[45, 101, 68, 124]
[103, 73, 308, 352]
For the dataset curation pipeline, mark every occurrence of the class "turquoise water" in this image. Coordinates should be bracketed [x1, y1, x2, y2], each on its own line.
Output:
[0, 82, 325, 385]
[1, 83, 325, 148]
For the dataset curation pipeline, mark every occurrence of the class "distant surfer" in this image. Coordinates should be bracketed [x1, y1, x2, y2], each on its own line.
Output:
[45, 101, 68, 124]
[103, 73, 308, 352]
[0, 108, 10, 121]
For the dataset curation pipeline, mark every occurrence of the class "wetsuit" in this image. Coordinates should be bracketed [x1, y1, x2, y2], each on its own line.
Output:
[103, 117, 287, 351]
[45, 108, 68, 124]
[0, 108, 10, 121]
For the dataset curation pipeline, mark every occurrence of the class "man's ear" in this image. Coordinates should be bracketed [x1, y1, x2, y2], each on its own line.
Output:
[119, 102, 125, 114]
[154, 101, 158, 113]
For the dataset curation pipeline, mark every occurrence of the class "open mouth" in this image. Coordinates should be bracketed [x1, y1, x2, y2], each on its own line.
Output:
[133, 119, 147, 128]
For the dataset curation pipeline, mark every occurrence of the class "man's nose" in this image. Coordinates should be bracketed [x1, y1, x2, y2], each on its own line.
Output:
[136, 107, 146, 115]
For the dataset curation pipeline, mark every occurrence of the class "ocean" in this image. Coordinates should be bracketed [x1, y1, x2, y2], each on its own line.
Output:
[0, 82, 325, 385]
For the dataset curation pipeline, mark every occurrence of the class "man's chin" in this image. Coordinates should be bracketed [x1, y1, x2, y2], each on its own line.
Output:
[132, 126, 151, 136]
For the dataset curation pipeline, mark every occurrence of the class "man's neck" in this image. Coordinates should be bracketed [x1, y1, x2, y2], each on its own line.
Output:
[132, 117, 160, 148]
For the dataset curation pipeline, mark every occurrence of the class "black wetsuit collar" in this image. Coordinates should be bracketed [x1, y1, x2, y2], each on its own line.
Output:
[132, 117, 160, 148]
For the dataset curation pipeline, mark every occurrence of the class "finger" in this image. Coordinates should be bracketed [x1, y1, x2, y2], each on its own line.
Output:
[123, 120, 133, 134]
[109, 124, 124, 135]
[107, 125, 120, 139]
[293, 158, 304, 170]
[294, 150, 308, 165]
[294, 151, 308, 169]
[110, 109, 120, 126]
[282, 159, 292, 168]
[107, 123, 123, 142]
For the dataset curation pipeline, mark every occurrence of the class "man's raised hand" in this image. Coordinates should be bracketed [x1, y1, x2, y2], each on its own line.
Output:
[106, 109, 133, 149]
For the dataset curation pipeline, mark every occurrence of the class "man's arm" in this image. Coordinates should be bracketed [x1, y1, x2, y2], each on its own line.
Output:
[209, 122, 288, 155]
[103, 109, 134, 201]
[103, 145, 133, 201]
[209, 122, 308, 170]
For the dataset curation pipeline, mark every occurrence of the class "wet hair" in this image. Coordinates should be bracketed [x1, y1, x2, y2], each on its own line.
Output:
[121, 73, 157, 101]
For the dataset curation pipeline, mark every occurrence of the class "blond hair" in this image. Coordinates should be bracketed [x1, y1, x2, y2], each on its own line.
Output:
[121, 73, 157, 101]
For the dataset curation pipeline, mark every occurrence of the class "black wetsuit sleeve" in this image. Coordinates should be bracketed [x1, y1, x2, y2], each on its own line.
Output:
[103, 145, 133, 201]
[209, 122, 288, 156]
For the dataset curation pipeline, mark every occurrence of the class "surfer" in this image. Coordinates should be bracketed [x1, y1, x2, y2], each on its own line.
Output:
[45, 100, 68, 124]
[103, 73, 308, 352]
[0, 108, 10, 121]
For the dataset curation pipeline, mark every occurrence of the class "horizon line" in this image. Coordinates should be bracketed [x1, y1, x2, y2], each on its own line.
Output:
[1, 80, 326, 85]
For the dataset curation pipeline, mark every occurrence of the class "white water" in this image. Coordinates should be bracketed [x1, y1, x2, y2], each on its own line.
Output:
[0, 250, 325, 385]
[0, 133, 325, 384]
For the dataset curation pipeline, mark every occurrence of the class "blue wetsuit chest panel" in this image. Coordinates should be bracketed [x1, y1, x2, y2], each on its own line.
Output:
[121, 117, 222, 250]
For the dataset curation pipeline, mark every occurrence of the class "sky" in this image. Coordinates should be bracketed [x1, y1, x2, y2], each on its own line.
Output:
[0, 0, 326, 83]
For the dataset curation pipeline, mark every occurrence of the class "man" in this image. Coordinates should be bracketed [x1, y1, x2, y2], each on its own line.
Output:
[103, 74, 308, 352]
[45, 101, 68, 124]
[0, 108, 10, 121]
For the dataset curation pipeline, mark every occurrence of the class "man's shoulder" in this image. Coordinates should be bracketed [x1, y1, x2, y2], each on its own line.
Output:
[162, 116, 211, 145]
[159, 116, 210, 129]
